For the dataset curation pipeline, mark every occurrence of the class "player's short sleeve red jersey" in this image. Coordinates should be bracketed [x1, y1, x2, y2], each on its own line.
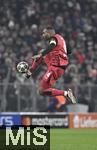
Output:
[43, 34, 69, 67]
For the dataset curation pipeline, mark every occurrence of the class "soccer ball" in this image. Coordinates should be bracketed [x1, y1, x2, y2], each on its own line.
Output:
[17, 61, 29, 73]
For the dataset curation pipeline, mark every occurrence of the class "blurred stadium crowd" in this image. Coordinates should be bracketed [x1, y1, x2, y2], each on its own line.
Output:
[0, 0, 97, 112]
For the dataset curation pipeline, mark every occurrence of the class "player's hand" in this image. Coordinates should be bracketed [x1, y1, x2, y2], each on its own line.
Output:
[25, 69, 32, 78]
[32, 53, 42, 60]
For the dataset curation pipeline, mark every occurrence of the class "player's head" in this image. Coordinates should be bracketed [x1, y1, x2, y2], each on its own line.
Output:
[42, 26, 55, 40]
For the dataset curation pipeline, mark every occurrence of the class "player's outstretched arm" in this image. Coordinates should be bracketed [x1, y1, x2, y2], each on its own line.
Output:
[25, 55, 43, 79]
[32, 53, 42, 59]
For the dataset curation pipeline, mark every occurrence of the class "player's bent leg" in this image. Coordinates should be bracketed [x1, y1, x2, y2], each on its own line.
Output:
[39, 70, 65, 96]
[39, 66, 77, 104]
[39, 86, 77, 104]
[38, 69, 54, 96]
[43, 88, 77, 104]
[43, 88, 64, 96]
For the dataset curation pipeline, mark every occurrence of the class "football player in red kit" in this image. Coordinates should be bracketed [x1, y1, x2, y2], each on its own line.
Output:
[26, 26, 76, 104]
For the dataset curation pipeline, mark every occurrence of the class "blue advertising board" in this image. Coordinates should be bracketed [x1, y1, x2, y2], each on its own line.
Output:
[0, 114, 21, 126]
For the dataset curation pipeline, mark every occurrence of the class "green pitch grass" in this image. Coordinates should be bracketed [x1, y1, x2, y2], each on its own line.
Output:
[50, 129, 97, 150]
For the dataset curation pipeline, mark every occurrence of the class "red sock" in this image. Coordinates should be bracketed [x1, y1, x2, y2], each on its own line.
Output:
[43, 88, 64, 96]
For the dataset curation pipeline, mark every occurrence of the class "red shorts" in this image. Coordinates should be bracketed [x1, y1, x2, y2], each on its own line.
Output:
[40, 66, 65, 90]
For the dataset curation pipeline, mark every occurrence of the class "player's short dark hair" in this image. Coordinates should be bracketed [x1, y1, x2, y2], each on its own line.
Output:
[46, 26, 54, 30]
[45, 26, 55, 34]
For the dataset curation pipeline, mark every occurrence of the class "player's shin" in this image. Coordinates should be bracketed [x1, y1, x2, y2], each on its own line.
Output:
[43, 88, 64, 96]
